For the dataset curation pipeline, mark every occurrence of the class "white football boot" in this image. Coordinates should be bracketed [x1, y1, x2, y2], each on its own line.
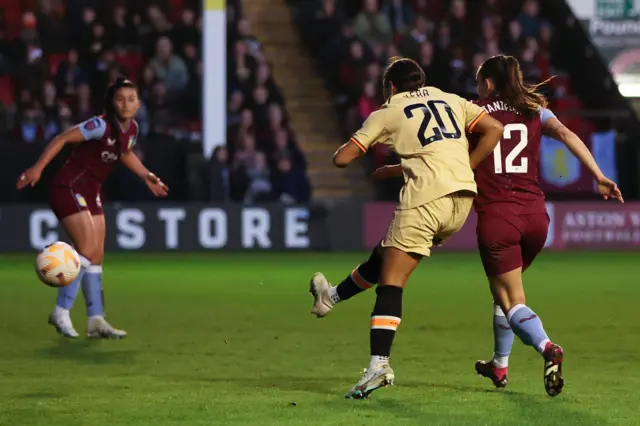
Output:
[86, 316, 127, 339]
[309, 272, 334, 318]
[345, 363, 395, 399]
[48, 309, 79, 338]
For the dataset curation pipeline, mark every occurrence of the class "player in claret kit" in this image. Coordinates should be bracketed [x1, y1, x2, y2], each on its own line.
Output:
[469, 55, 622, 397]
[17, 77, 169, 339]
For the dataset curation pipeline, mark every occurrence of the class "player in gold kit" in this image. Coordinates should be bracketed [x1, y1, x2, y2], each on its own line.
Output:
[325, 57, 504, 399]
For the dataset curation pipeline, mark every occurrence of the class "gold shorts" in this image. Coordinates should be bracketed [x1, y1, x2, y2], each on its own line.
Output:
[382, 191, 474, 257]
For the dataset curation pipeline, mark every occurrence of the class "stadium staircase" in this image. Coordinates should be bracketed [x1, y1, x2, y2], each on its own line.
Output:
[242, 0, 372, 201]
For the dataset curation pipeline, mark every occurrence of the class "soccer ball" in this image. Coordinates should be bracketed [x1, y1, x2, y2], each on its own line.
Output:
[35, 242, 81, 287]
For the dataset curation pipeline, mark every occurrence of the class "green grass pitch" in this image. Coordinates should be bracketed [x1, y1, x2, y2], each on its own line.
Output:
[1, 252, 639, 426]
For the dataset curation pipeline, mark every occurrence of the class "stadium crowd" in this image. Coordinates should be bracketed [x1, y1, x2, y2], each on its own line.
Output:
[222, 0, 311, 204]
[1, 0, 309, 204]
[292, 0, 589, 199]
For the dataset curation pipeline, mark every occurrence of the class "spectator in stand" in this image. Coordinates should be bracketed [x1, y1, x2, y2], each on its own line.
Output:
[518, 0, 543, 38]
[244, 151, 272, 203]
[148, 81, 173, 127]
[450, 0, 471, 45]
[149, 36, 189, 97]
[231, 40, 257, 89]
[357, 81, 379, 125]
[387, 0, 416, 34]
[36, 0, 68, 54]
[183, 59, 203, 119]
[251, 85, 271, 131]
[418, 41, 448, 90]
[233, 133, 260, 175]
[173, 8, 200, 52]
[108, 5, 138, 51]
[203, 146, 231, 202]
[398, 15, 431, 60]
[502, 19, 524, 55]
[270, 129, 306, 173]
[339, 40, 369, 95]
[55, 49, 88, 97]
[73, 82, 93, 122]
[138, 65, 157, 102]
[254, 63, 284, 105]
[310, 0, 343, 56]
[17, 42, 48, 95]
[86, 22, 109, 64]
[236, 19, 262, 58]
[354, 0, 393, 48]
[435, 20, 452, 53]
[227, 90, 244, 128]
[520, 38, 541, 80]
[18, 107, 43, 143]
[272, 155, 311, 204]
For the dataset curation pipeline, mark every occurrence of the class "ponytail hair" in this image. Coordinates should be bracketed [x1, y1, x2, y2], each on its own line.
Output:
[104, 76, 138, 141]
[383, 56, 426, 94]
[478, 55, 551, 117]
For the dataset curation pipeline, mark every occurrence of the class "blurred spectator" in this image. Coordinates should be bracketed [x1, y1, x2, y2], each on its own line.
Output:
[55, 49, 88, 96]
[108, 6, 138, 51]
[203, 146, 231, 202]
[383, 0, 415, 35]
[244, 151, 272, 203]
[272, 155, 311, 204]
[354, 0, 393, 47]
[16, 43, 48, 94]
[73, 82, 93, 121]
[148, 36, 189, 96]
[358, 81, 379, 124]
[36, 0, 68, 54]
[173, 9, 200, 52]
[227, 90, 244, 128]
[270, 129, 306, 172]
[503, 20, 524, 54]
[449, 0, 470, 46]
[398, 15, 431, 60]
[518, 0, 543, 38]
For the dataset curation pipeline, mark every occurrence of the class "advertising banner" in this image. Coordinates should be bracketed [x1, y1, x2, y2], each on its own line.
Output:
[0, 202, 638, 252]
[362, 201, 640, 251]
[0, 204, 322, 252]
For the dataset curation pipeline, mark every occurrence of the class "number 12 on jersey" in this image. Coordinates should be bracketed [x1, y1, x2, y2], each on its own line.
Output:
[493, 123, 528, 174]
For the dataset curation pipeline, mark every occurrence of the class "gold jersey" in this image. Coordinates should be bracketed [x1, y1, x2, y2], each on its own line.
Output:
[351, 86, 486, 209]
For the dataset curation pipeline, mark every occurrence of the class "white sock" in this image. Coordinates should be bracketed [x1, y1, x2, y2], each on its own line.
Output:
[368, 355, 389, 370]
[54, 306, 70, 318]
[492, 355, 509, 368]
[329, 286, 340, 304]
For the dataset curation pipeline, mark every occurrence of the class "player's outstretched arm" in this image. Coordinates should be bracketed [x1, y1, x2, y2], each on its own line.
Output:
[16, 126, 86, 189]
[469, 114, 504, 169]
[120, 151, 169, 197]
[543, 117, 624, 203]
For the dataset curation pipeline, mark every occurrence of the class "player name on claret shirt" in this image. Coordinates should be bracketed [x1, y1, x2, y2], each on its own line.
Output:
[480, 100, 518, 115]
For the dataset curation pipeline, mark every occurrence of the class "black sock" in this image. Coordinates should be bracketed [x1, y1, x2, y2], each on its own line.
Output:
[336, 243, 382, 301]
[370, 285, 403, 358]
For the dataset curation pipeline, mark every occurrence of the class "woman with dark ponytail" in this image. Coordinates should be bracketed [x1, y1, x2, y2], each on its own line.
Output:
[17, 76, 168, 339]
[469, 54, 622, 398]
